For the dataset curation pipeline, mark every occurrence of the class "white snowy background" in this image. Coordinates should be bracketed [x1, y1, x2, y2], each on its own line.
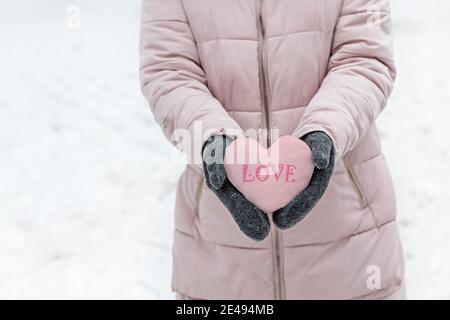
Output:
[0, 0, 449, 299]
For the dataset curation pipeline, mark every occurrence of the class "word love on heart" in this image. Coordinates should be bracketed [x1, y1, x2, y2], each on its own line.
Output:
[224, 136, 314, 213]
[241, 163, 297, 183]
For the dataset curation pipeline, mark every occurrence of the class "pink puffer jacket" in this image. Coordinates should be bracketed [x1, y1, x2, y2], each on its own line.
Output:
[140, 0, 405, 300]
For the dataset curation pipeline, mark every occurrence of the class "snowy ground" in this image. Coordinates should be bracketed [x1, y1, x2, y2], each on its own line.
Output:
[0, 0, 449, 299]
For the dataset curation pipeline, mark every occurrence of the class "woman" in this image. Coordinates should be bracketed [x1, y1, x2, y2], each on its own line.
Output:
[139, 0, 405, 300]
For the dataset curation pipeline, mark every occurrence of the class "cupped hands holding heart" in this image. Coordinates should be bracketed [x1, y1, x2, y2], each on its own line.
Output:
[224, 136, 315, 214]
[202, 131, 334, 242]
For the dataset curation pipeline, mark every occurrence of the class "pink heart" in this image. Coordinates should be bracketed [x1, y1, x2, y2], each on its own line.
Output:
[224, 136, 314, 213]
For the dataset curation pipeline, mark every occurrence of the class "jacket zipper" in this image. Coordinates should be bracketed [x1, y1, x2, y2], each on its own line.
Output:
[256, 0, 285, 300]
[257, 0, 271, 138]
[343, 156, 368, 208]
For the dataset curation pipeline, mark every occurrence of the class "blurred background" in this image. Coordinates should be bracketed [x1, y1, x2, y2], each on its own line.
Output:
[0, 0, 449, 299]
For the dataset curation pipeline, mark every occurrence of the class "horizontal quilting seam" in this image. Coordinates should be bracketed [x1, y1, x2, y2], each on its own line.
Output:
[358, 153, 383, 166]
[332, 154, 383, 175]
[267, 29, 333, 40]
[340, 10, 390, 18]
[335, 50, 395, 64]
[198, 37, 258, 45]
[271, 105, 308, 111]
[175, 219, 396, 250]
[175, 228, 271, 250]
[226, 109, 261, 114]
[197, 29, 332, 45]
[347, 153, 383, 170]
[349, 283, 403, 301]
[283, 219, 396, 249]
[349, 152, 382, 165]
[141, 19, 187, 25]
[227, 105, 307, 113]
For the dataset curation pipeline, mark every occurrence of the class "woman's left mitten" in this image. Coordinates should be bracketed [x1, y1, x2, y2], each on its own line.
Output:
[273, 131, 335, 230]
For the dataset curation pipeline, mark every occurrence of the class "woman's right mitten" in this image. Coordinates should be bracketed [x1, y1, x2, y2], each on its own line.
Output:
[202, 135, 270, 242]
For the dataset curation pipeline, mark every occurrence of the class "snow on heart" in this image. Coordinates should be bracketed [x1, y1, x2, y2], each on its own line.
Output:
[224, 136, 314, 213]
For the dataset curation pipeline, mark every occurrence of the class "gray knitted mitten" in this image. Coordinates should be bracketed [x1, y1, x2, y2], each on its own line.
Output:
[202, 135, 271, 241]
[273, 131, 335, 230]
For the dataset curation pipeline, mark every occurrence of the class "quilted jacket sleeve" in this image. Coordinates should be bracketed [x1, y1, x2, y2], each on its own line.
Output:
[139, 0, 242, 164]
[293, 0, 396, 161]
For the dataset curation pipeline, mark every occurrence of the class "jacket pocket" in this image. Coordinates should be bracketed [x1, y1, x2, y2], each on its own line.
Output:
[194, 176, 204, 216]
[343, 156, 369, 209]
